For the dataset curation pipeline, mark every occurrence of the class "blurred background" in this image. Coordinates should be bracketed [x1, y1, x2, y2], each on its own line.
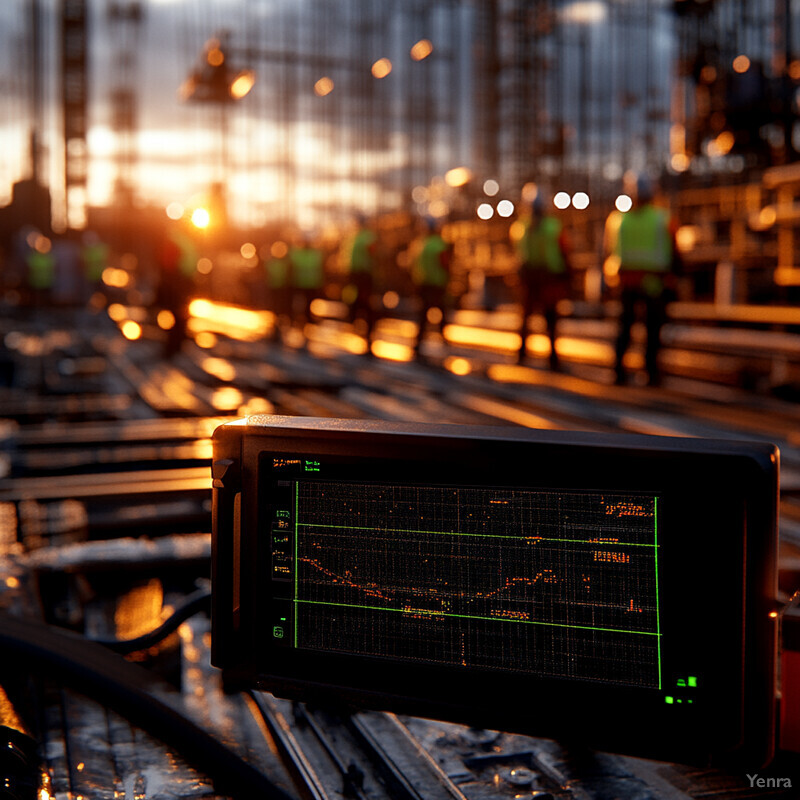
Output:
[2, 0, 799, 313]
[4, 0, 800, 387]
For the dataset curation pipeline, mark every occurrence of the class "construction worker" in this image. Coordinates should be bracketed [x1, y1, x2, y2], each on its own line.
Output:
[263, 240, 292, 340]
[513, 192, 572, 368]
[25, 232, 56, 307]
[289, 234, 325, 336]
[606, 174, 680, 386]
[411, 217, 451, 358]
[157, 222, 198, 357]
[81, 231, 108, 297]
[80, 231, 109, 307]
[342, 215, 378, 342]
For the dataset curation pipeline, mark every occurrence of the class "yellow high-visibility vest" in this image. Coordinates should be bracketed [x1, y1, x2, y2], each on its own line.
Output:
[27, 250, 55, 289]
[291, 247, 324, 289]
[348, 229, 377, 273]
[518, 216, 566, 274]
[412, 234, 449, 287]
[616, 205, 672, 272]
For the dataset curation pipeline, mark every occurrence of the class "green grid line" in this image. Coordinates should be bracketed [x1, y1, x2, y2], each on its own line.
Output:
[295, 598, 661, 638]
[654, 497, 662, 690]
[299, 522, 658, 548]
[293, 482, 299, 648]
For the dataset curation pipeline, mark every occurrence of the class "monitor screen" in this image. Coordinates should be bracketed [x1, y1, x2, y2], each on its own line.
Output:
[269, 474, 662, 690]
[211, 417, 778, 768]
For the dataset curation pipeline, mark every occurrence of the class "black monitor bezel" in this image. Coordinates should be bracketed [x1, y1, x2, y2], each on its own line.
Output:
[212, 417, 778, 768]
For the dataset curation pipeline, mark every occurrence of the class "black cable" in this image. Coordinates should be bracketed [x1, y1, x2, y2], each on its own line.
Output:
[90, 587, 211, 654]
[0, 612, 297, 800]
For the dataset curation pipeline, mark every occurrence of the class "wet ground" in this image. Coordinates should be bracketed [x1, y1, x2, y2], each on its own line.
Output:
[1, 297, 800, 799]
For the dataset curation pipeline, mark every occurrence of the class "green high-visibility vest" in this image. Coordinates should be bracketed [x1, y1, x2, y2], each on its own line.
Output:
[83, 242, 108, 282]
[27, 250, 55, 289]
[291, 247, 324, 289]
[266, 257, 289, 289]
[616, 205, 672, 272]
[348, 229, 376, 273]
[171, 231, 199, 277]
[518, 216, 566, 274]
[412, 234, 449, 287]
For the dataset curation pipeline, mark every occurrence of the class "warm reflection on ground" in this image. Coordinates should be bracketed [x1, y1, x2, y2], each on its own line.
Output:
[188, 299, 272, 340]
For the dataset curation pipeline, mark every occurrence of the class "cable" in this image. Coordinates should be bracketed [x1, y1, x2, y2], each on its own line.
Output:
[90, 587, 211, 654]
[0, 612, 297, 800]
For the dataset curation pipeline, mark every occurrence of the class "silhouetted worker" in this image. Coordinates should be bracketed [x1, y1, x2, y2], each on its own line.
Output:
[157, 223, 197, 357]
[343, 215, 378, 342]
[607, 174, 680, 386]
[411, 217, 452, 357]
[25, 232, 55, 308]
[264, 240, 292, 341]
[81, 231, 109, 303]
[289, 234, 324, 336]
[513, 192, 572, 368]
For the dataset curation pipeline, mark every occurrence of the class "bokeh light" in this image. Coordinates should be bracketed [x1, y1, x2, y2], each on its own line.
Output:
[166, 202, 184, 220]
[371, 58, 393, 79]
[732, 54, 751, 73]
[615, 194, 633, 212]
[496, 200, 514, 217]
[191, 207, 210, 229]
[571, 192, 590, 210]
[553, 191, 570, 209]
[314, 76, 334, 96]
[410, 39, 434, 61]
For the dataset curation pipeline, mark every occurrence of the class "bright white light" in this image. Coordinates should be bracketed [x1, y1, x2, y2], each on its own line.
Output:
[483, 179, 500, 197]
[615, 194, 633, 213]
[192, 207, 210, 228]
[477, 203, 494, 220]
[496, 200, 514, 217]
[571, 192, 590, 210]
[553, 192, 571, 210]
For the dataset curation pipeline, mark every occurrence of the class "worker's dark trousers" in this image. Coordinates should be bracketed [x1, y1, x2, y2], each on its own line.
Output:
[615, 287, 667, 385]
[518, 269, 569, 368]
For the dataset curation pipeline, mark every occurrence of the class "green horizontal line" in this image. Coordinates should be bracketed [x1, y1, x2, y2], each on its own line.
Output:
[298, 522, 657, 548]
[295, 599, 661, 637]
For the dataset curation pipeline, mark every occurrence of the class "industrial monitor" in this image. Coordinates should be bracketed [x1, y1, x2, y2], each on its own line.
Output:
[211, 416, 778, 767]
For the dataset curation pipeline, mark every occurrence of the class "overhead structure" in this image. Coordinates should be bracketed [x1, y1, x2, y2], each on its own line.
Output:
[61, 0, 88, 229]
[672, 0, 798, 177]
[470, 0, 675, 206]
[107, 1, 145, 209]
[175, 0, 463, 227]
[39, 0, 800, 234]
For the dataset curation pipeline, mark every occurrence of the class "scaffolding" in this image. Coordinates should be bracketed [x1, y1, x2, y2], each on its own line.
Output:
[220, 0, 464, 229]
[672, 0, 797, 177]
[61, 0, 88, 229]
[5, 0, 799, 239]
[106, 1, 145, 208]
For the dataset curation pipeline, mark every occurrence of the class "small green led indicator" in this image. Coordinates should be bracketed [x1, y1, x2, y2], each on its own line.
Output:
[280, 617, 287, 622]
[688, 699, 693, 704]
[665, 696, 674, 704]
[677, 698, 683, 704]
[676, 678, 686, 687]
[688, 676, 698, 688]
